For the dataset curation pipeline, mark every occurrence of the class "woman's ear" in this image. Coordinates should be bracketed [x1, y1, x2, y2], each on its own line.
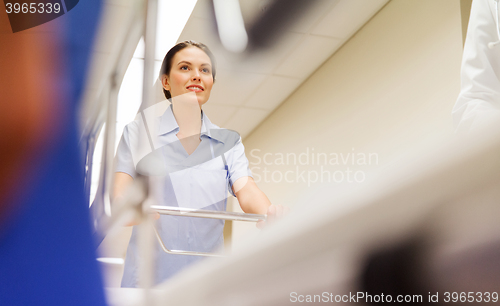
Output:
[161, 75, 170, 91]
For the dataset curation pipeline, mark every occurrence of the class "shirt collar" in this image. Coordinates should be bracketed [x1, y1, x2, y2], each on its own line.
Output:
[157, 104, 179, 135]
[157, 104, 225, 144]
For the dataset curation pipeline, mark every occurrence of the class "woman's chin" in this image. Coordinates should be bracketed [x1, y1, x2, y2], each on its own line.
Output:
[197, 97, 208, 107]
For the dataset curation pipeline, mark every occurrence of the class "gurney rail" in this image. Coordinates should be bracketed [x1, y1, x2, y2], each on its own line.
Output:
[150, 205, 266, 257]
[150, 205, 266, 222]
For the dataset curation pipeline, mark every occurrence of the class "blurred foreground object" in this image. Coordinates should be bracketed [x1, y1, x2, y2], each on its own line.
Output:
[104, 112, 500, 305]
[245, 0, 320, 50]
[453, 0, 500, 134]
[0, 2, 107, 305]
[211, 0, 320, 52]
[0, 1, 61, 225]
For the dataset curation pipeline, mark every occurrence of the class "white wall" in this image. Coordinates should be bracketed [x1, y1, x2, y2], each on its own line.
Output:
[231, 0, 463, 248]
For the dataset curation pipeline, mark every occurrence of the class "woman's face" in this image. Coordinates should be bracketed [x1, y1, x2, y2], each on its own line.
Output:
[161, 46, 214, 106]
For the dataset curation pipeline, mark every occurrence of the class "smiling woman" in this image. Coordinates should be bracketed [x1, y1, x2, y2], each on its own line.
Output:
[159, 40, 217, 103]
[113, 40, 287, 287]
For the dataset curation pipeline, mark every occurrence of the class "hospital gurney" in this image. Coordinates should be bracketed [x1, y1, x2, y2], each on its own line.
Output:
[104, 120, 500, 306]
[147, 116, 500, 306]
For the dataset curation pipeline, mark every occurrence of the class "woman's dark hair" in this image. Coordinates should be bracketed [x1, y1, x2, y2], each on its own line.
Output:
[159, 40, 216, 99]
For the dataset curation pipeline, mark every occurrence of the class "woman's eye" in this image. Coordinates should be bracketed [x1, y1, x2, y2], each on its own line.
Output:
[202, 68, 210, 73]
[180, 66, 189, 70]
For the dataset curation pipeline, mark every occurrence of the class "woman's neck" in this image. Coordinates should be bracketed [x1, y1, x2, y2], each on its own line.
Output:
[171, 94, 202, 138]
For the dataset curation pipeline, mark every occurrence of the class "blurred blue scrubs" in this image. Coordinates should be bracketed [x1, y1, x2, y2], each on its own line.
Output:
[0, 1, 107, 305]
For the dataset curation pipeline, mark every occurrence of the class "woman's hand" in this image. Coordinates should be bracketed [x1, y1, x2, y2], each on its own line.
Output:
[112, 173, 161, 226]
[125, 212, 160, 227]
[256, 204, 290, 229]
[232, 177, 290, 229]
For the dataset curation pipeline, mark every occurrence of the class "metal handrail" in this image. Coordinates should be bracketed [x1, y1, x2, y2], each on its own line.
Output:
[150, 205, 266, 257]
[151, 205, 266, 222]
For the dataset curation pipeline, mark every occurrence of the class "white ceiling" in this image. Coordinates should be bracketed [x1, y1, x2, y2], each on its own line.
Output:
[179, 0, 390, 138]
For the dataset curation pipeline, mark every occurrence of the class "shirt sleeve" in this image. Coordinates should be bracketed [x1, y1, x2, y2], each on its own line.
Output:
[114, 125, 137, 179]
[452, 0, 500, 134]
[225, 136, 252, 197]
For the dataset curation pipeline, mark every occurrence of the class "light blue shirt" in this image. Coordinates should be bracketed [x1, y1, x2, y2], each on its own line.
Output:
[115, 104, 252, 287]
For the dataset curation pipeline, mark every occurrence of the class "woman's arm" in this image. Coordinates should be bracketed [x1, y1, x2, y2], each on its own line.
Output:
[112, 172, 134, 203]
[233, 177, 288, 228]
[233, 177, 271, 214]
[113, 172, 160, 226]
